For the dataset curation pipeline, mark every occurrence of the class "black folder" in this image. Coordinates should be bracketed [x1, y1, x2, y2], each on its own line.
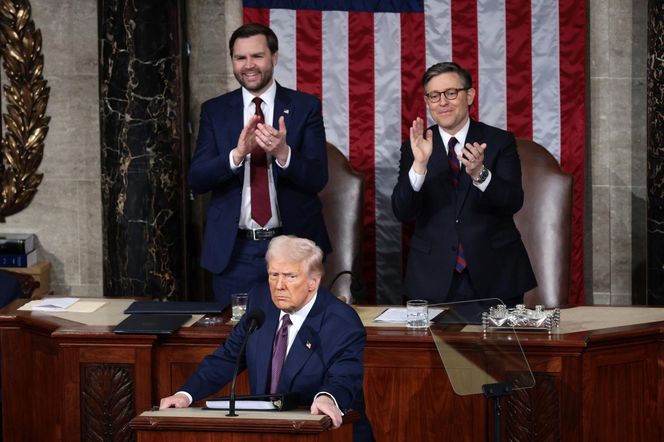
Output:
[113, 313, 192, 335]
[124, 301, 225, 315]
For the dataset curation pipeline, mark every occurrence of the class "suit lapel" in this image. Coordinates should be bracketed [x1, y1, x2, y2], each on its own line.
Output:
[252, 298, 280, 394]
[271, 84, 293, 184]
[455, 120, 484, 217]
[228, 89, 247, 182]
[278, 294, 326, 392]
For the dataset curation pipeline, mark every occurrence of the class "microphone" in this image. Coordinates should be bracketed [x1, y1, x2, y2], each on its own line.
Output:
[227, 308, 265, 416]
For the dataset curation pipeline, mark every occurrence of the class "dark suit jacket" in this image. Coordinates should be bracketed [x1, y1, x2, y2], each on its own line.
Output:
[181, 284, 373, 441]
[391, 120, 537, 303]
[189, 83, 331, 274]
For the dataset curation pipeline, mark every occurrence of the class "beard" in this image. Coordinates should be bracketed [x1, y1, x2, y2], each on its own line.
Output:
[234, 67, 274, 94]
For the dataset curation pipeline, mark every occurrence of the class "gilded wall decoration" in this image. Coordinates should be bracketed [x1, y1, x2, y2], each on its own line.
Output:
[0, 0, 49, 221]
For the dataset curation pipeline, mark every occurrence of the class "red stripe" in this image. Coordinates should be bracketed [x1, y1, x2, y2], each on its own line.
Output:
[348, 12, 376, 304]
[505, 0, 533, 138]
[400, 13, 427, 293]
[559, 0, 586, 304]
[243, 7, 269, 25]
[451, 0, 479, 121]
[296, 11, 323, 99]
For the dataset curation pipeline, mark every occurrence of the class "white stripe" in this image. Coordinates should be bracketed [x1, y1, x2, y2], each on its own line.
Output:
[322, 11, 350, 157]
[531, 0, 561, 161]
[374, 13, 404, 304]
[271, 10, 297, 89]
[424, 0, 452, 127]
[477, 0, 507, 129]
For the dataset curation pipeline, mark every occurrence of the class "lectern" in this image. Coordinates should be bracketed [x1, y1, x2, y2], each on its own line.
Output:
[130, 408, 358, 442]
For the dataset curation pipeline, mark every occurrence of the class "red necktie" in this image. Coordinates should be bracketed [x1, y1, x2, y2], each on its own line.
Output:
[250, 97, 272, 227]
[448, 138, 467, 273]
[270, 314, 291, 394]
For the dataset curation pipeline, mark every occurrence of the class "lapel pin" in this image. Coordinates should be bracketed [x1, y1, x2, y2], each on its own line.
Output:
[305, 341, 312, 350]
[283, 109, 290, 114]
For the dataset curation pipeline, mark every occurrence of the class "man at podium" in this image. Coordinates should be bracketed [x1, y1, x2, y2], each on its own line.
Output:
[160, 235, 374, 441]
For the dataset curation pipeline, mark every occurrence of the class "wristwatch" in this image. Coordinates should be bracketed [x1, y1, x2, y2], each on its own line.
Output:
[473, 166, 489, 184]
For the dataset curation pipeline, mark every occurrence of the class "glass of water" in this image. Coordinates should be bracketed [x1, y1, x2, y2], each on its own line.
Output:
[406, 299, 429, 328]
[231, 293, 248, 321]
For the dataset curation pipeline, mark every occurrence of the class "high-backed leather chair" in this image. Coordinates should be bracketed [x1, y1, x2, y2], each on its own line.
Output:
[319, 143, 364, 303]
[515, 139, 572, 307]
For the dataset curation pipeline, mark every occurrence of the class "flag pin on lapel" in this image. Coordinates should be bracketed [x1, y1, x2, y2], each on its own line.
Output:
[305, 341, 312, 350]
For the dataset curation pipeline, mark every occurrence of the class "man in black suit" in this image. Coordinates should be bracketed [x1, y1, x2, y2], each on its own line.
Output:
[392, 62, 536, 305]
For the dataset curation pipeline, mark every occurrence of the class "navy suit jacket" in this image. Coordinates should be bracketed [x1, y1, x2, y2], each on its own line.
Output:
[189, 83, 331, 274]
[392, 120, 537, 302]
[181, 284, 373, 440]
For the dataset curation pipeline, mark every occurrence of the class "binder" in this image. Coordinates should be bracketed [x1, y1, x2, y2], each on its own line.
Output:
[113, 313, 191, 335]
[124, 301, 225, 314]
[204, 393, 300, 411]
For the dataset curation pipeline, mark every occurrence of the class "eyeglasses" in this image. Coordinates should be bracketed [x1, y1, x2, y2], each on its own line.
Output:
[424, 88, 469, 102]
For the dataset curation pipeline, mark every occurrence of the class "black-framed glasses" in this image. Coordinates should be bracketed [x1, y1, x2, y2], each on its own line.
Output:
[424, 88, 469, 102]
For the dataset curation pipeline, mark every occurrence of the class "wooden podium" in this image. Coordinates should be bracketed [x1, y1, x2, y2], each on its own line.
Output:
[130, 408, 357, 442]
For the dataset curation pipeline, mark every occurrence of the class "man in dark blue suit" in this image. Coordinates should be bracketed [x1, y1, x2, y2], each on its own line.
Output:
[160, 236, 373, 441]
[189, 23, 330, 306]
[392, 62, 536, 305]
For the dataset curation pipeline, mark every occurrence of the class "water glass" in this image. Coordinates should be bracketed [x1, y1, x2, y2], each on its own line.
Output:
[231, 293, 248, 321]
[406, 299, 429, 328]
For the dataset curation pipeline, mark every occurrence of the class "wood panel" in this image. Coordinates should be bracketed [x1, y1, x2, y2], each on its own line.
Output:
[1, 304, 664, 441]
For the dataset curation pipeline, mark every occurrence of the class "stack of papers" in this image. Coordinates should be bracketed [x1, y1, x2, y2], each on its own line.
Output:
[29, 297, 80, 311]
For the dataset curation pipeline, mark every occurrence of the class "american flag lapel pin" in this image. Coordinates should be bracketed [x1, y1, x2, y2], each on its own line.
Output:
[305, 341, 312, 350]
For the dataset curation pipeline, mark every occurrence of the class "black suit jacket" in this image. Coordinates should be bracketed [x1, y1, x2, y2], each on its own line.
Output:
[391, 120, 537, 302]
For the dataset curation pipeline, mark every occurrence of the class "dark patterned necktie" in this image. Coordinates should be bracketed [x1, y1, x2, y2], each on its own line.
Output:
[270, 314, 292, 394]
[448, 137, 467, 272]
[447, 137, 461, 188]
[250, 97, 271, 226]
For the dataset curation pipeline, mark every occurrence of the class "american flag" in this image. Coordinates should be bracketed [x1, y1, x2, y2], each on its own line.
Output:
[243, 0, 586, 305]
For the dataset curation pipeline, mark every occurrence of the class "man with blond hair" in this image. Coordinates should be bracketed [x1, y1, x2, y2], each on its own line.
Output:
[160, 235, 374, 441]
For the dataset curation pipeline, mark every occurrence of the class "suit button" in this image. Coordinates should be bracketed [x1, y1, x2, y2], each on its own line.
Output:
[455, 219, 459, 223]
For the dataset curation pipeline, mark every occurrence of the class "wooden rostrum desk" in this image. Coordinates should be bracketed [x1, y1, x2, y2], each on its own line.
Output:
[1, 299, 663, 442]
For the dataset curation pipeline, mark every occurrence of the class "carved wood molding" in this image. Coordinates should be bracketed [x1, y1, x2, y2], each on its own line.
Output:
[81, 364, 135, 442]
[0, 0, 49, 221]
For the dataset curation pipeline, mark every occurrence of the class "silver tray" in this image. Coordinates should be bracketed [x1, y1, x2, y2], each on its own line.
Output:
[482, 304, 560, 334]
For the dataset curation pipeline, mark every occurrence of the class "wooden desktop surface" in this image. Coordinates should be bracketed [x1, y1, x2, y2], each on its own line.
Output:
[1, 300, 664, 441]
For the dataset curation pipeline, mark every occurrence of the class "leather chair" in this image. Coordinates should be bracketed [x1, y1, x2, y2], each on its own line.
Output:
[319, 143, 365, 303]
[514, 139, 572, 308]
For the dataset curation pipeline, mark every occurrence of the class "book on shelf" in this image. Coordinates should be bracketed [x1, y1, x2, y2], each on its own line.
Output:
[0, 233, 36, 254]
[0, 250, 38, 268]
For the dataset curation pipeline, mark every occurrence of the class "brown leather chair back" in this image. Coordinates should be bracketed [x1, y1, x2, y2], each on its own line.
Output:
[515, 139, 572, 307]
[319, 143, 365, 302]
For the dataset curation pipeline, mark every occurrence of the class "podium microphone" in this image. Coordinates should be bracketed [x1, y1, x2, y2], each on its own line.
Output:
[227, 308, 265, 416]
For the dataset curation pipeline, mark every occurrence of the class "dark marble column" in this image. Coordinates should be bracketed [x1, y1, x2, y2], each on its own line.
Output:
[99, 0, 189, 298]
[648, 0, 664, 304]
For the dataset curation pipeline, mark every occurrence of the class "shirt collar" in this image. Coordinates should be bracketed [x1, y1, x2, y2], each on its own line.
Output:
[242, 80, 277, 111]
[438, 118, 471, 151]
[279, 291, 317, 327]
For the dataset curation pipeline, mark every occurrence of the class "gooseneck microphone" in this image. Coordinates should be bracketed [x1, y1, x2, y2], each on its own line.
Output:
[227, 308, 265, 416]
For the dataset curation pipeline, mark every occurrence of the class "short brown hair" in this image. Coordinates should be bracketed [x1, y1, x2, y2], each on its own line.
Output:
[229, 23, 279, 57]
[422, 62, 473, 90]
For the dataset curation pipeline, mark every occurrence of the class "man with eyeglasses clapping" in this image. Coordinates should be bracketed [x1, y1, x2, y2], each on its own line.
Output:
[391, 62, 536, 307]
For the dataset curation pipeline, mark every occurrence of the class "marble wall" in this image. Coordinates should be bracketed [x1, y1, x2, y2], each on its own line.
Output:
[0, 0, 101, 296]
[588, 0, 648, 305]
[0, 0, 648, 303]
